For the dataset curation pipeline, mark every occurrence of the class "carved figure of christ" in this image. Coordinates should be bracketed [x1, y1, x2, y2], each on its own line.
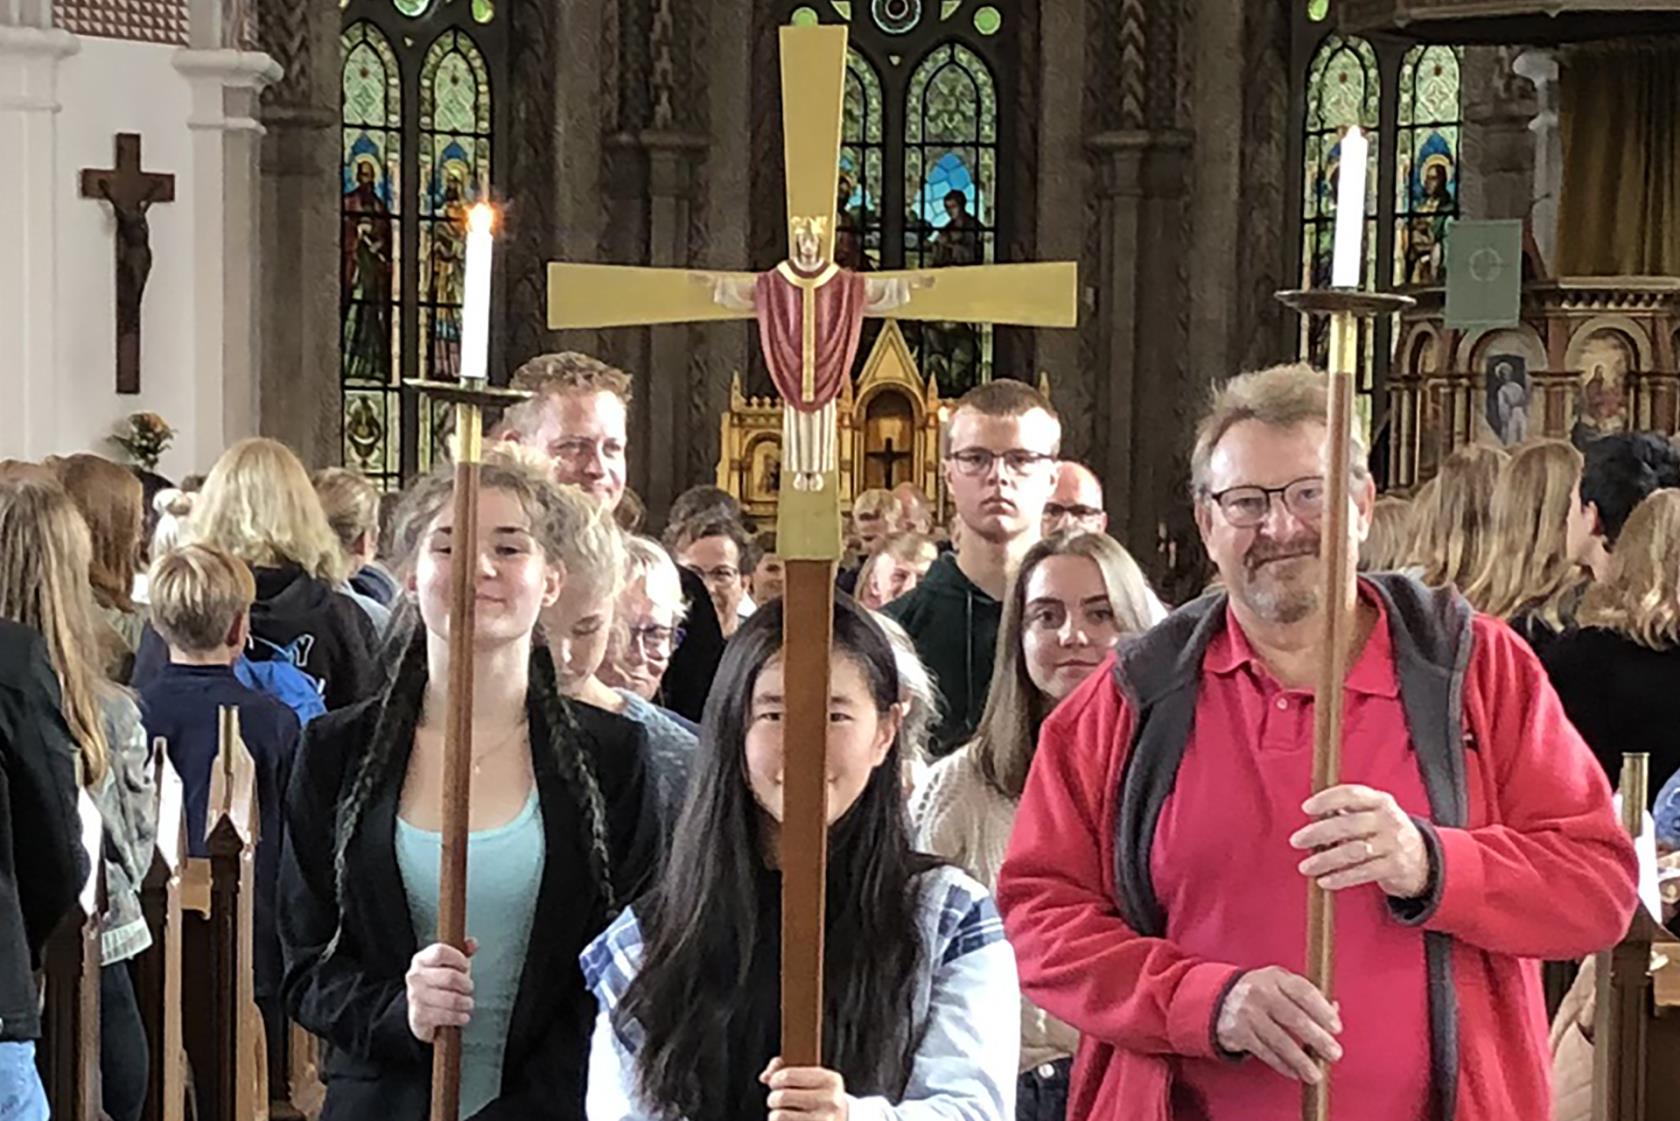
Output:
[546, 23, 1077, 1072]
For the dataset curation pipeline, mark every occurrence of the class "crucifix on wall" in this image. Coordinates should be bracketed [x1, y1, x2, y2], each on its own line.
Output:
[81, 134, 175, 395]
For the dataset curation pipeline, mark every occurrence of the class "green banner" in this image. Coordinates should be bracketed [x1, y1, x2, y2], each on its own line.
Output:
[1446, 220, 1523, 332]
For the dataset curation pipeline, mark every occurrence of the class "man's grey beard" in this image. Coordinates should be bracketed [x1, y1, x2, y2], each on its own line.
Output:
[1240, 580, 1319, 625]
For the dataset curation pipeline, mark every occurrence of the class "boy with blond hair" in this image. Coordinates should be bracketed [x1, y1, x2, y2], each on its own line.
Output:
[138, 542, 300, 1064]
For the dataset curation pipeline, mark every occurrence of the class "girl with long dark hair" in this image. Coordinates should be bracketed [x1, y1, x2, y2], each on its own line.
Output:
[279, 463, 659, 1121]
[581, 596, 1018, 1121]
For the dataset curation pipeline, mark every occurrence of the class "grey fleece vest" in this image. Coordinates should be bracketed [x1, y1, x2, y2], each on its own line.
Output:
[1110, 573, 1473, 1121]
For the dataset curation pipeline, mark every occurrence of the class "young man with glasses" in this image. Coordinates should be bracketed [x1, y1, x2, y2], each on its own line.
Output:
[886, 379, 1062, 755]
[1043, 460, 1109, 536]
[495, 351, 726, 721]
[999, 363, 1636, 1121]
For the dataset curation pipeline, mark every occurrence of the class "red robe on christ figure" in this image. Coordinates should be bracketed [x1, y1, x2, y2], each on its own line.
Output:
[709, 216, 918, 491]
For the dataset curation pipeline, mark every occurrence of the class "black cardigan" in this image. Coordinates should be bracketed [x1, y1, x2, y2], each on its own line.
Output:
[0, 620, 85, 1042]
[1539, 624, 1680, 801]
[278, 675, 660, 1121]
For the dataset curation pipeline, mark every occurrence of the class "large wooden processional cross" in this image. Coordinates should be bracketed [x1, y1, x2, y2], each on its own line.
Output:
[547, 24, 1077, 1066]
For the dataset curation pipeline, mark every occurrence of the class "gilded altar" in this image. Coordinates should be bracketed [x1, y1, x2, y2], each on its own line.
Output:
[1388, 278, 1680, 488]
[716, 321, 945, 523]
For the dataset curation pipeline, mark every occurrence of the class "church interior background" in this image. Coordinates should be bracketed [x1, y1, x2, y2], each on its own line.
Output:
[2, 0, 1676, 584]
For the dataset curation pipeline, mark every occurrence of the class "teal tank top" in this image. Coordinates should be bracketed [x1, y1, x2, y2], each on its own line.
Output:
[396, 791, 545, 1118]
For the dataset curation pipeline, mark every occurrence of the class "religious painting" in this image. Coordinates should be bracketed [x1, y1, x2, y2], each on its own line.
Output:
[340, 22, 404, 488]
[1394, 45, 1463, 288]
[1484, 354, 1532, 447]
[1572, 330, 1634, 449]
[418, 29, 491, 384]
[747, 436, 784, 504]
[1299, 34, 1380, 390]
[903, 42, 997, 396]
[839, 48, 884, 272]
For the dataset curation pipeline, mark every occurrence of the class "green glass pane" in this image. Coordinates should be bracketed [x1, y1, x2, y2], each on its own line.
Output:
[392, 0, 429, 15]
[940, 0, 960, 18]
[790, 5, 820, 25]
[830, 1, 852, 18]
[973, 5, 1000, 34]
[472, 0, 493, 23]
[1308, 0, 1330, 21]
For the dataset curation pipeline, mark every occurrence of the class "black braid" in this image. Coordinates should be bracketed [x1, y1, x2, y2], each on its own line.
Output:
[527, 643, 617, 920]
[323, 625, 429, 960]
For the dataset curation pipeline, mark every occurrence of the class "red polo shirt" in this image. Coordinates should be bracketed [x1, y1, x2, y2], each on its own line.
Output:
[1152, 591, 1431, 1121]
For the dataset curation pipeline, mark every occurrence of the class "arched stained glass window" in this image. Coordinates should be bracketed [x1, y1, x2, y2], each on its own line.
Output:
[1300, 33, 1381, 430]
[417, 29, 492, 470]
[341, 1, 504, 486]
[839, 47, 884, 271]
[340, 22, 403, 487]
[1394, 45, 1462, 287]
[904, 42, 997, 393]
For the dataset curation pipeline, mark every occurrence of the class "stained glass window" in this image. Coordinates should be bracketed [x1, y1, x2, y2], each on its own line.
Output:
[904, 42, 997, 394]
[342, 1, 503, 486]
[1307, 0, 1330, 21]
[1300, 33, 1381, 432]
[340, 22, 403, 487]
[839, 48, 885, 271]
[1394, 45, 1462, 287]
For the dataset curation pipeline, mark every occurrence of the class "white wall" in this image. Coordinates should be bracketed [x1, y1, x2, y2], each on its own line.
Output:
[51, 36, 199, 478]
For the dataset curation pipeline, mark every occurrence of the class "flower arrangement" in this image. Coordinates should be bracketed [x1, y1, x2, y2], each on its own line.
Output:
[109, 411, 175, 471]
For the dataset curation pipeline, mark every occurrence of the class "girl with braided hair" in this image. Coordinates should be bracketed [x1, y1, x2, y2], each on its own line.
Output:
[278, 462, 660, 1121]
[581, 595, 1019, 1121]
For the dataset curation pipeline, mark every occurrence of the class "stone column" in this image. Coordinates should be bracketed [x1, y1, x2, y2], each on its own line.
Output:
[0, 14, 77, 461]
[638, 130, 706, 517]
[254, 0, 340, 467]
[1087, 129, 1192, 550]
[1512, 49, 1560, 274]
[173, 48, 280, 452]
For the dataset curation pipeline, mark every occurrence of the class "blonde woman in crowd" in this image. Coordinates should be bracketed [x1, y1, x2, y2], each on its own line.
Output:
[1406, 443, 1505, 592]
[0, 467, 156, 1121]
[857, 531, 940, 610]
[1540, 489, 1680, 797]
[874, 611, 941, 793]
[130, 438, 381, 710]
[913, 531, 1160, 1121]
[1464, 439, 1590, 654]
[48, 453, 148, 680]
[1358, 495, 1412, 574]
[312, 466, 395, 630]
[536, 480, 698, 822]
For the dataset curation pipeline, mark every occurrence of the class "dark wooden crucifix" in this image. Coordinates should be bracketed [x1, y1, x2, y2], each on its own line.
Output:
[81, 134, 175, 395]
[865, 437, 913, 487]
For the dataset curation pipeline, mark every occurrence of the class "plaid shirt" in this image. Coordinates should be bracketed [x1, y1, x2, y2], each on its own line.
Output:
[580, 864, 1019, 1121]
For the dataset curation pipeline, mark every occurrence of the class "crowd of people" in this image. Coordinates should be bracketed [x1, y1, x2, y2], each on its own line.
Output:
[0, 350, 1665, 1121]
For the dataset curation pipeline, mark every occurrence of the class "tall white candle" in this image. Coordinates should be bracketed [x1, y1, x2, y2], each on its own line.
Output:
[1331, 126, 1368, 288]
[460, 203, 495, 384]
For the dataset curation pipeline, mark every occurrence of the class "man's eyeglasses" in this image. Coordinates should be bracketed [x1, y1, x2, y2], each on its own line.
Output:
[626, 623, 684, 655]
[687, 564, 741, 585]
[1045, 502, 1104, 524]
[947, 448, 1057, 478]
[1207, 476, 1326, 529]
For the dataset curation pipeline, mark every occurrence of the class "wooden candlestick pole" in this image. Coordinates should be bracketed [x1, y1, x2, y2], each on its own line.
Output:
[405, 379, 530, 1121]
[1274, 287, 1413, 1121]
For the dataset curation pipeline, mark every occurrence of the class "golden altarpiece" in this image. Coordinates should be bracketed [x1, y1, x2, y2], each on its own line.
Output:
[716, 320, 1054, 525]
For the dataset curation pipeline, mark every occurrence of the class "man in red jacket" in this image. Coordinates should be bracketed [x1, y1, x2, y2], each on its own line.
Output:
[996, 363, 1638, 1121]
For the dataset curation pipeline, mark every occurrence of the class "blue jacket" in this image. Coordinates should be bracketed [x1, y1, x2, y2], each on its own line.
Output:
[139, 662, 300, 997]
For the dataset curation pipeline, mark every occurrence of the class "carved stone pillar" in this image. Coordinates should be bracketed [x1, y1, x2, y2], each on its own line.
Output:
[254, 0, 340, 467]
[1087, 130, 1192, 552]
[173, 49, 280, 449]
[1512, 48, 1560, 273]
[0, 12, 77, 462]
[1459, 48, 1539, 232]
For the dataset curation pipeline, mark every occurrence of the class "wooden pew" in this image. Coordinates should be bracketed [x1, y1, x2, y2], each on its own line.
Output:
[38, 789, 106, 1121]
[1592, 753, 1680, 1121]
[180, 708, 268, 1121]
[136, 742, 187, 1121]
